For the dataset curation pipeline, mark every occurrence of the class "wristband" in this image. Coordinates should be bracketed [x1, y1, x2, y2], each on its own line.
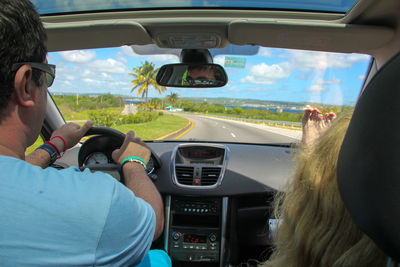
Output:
[121, 156, 147, 169]
[45, 141, 61, 158]
[121, 158, 147, 170]
[37, 143, 58, 165]
[50, 136, 67, 155]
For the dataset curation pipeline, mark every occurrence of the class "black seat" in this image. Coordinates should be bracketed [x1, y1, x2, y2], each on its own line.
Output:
[337, 51, 400, 261]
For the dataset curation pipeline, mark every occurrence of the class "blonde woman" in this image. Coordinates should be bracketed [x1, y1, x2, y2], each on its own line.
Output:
[265, 110, 387, 267]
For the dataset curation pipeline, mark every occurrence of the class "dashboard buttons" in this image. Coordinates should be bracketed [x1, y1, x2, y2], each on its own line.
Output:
[173, 200, 219, 214]
[209, 233, 217, 242]
[172, 231, 182, 241]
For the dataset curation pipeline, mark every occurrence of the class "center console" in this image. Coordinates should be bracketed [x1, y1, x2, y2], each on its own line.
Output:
[164, 144, 229, 265]
[164, 195, 228, 265]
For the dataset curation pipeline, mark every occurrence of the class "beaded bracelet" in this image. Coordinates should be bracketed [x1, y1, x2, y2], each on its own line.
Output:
[121, 156, 146, 167]
[121, 158, 147, 170]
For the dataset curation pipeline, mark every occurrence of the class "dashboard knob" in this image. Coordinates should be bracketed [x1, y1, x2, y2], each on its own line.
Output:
[172, 231, 181, 241]
[209, 233, 217, 242]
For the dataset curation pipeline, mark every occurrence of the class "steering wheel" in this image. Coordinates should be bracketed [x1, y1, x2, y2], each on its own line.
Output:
[78, 126, 161, 183]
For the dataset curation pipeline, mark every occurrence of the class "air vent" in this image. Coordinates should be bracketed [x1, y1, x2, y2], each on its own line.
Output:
[175, 166, 194, 185]
[201, 167, 221, 186]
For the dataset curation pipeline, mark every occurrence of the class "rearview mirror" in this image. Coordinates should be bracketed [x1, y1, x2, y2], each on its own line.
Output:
[156, 63, 228, 88]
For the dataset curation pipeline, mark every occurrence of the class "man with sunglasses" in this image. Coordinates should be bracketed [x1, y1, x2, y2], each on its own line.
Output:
[0, 1, 168, 266]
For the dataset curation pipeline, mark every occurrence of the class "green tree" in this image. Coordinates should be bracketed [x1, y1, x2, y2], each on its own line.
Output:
[129, 61, 166, 111]
[149, 98, 163, 110]
[166, 92, 180, 105]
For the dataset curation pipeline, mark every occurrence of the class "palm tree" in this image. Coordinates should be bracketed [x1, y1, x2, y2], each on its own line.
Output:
[129, 61, 166, 111]
[167, 92, 180, 105]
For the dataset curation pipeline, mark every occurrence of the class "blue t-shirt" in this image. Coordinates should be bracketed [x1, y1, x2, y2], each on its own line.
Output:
[0, 155, 156, 266]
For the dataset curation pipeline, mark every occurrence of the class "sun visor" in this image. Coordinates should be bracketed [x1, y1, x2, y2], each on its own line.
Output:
[228, 20, 394, 53]
[44, 21, 152, 52]
[130, 44, 260, 58]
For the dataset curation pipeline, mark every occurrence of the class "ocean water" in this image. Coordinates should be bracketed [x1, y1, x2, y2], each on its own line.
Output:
[225, 105, 302, 114]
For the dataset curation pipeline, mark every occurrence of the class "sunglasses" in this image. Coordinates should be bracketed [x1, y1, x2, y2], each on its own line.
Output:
[12, 62, 56, 87]
[185, 76, 215, 85]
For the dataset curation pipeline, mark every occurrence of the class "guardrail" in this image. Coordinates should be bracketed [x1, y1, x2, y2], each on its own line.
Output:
[205, 115, 302, 128]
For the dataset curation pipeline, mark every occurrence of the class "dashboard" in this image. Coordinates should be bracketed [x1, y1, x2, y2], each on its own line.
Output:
[62, 139, 294, 266]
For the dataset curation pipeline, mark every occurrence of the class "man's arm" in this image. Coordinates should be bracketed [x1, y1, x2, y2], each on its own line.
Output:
[112, 131, 164, 240]
[26, 121, 93, 168]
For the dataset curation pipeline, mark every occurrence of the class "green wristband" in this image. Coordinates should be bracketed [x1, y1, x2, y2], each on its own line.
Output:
[121, 156, 147, 168]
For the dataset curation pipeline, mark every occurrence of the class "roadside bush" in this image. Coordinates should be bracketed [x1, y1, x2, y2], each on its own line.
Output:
[89, 111, 116, 127]
[53, 94, 123, 112]
[89, 111, 160, 127]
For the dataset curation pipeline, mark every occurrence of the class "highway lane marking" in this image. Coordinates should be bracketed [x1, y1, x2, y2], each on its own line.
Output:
[174, 119, 194, 139]
[231, 133, 236, 138]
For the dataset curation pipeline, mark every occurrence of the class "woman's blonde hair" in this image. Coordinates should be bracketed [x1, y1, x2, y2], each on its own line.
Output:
[264, 110, 387, 267]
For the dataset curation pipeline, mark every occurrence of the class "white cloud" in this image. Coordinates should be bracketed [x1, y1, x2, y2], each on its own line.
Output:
[287, 50, 370, 71]
[65, 75, 75, 80]
[240, 50, 368, 87]
[347, 54, 371, 63]
[322, 78, 341, 85]
[59, 50, 96, 64]
[50, 59, 132, 95]
[241, 62, 290, 85]
[90, 59, 129, 74]
[117, 54, 128, 64]
[308, 84, 325, 92]
[101, 72, 111, 79]
[83, 78, 96, 83]
[307, 78, 341, 92]
[357, 75, 366, 80]
[82, 69, 92, 77]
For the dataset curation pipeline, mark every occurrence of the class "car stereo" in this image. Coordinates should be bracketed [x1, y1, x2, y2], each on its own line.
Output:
[167, 196, 221, 262]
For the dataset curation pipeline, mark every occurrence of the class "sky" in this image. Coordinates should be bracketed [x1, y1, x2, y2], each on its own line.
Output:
[48, 46, 371, 106]
[33, 0, 357, 14]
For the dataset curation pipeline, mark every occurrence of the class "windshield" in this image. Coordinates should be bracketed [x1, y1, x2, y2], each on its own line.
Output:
[48, 46, 371, 144]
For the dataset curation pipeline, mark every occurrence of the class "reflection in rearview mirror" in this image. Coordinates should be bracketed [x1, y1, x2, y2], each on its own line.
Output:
[156, 63, 228, 88]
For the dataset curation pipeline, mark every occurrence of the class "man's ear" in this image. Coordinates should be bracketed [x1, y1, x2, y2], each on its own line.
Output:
[13, 65, 37, 108]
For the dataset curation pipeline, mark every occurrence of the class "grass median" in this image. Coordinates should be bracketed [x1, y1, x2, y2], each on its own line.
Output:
[113, 114, 188, 140]
[25, 114, 188, 155]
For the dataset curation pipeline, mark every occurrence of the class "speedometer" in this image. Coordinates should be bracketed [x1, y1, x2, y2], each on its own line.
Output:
[84, 152, 109, 165]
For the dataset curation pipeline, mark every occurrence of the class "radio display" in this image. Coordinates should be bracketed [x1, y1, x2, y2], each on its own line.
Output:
[183, 234, 207, 243]
[188, 149, 217, 159]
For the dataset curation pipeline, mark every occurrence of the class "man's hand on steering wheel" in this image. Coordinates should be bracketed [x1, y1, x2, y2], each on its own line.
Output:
[50, 121, 93, 153]
[111, 131, 151, 166]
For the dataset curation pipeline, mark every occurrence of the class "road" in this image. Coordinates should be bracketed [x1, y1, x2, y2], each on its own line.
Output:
[171, 113, 300, 143]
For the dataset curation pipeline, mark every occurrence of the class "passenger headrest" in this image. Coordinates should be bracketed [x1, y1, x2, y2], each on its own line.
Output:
[337, 51, 400, 261]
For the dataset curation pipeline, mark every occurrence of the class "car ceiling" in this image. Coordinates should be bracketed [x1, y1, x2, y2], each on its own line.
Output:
[41, 0, 400, 68]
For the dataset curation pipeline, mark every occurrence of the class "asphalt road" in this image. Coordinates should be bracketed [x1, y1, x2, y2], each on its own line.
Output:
[172, 114, 299, 144]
